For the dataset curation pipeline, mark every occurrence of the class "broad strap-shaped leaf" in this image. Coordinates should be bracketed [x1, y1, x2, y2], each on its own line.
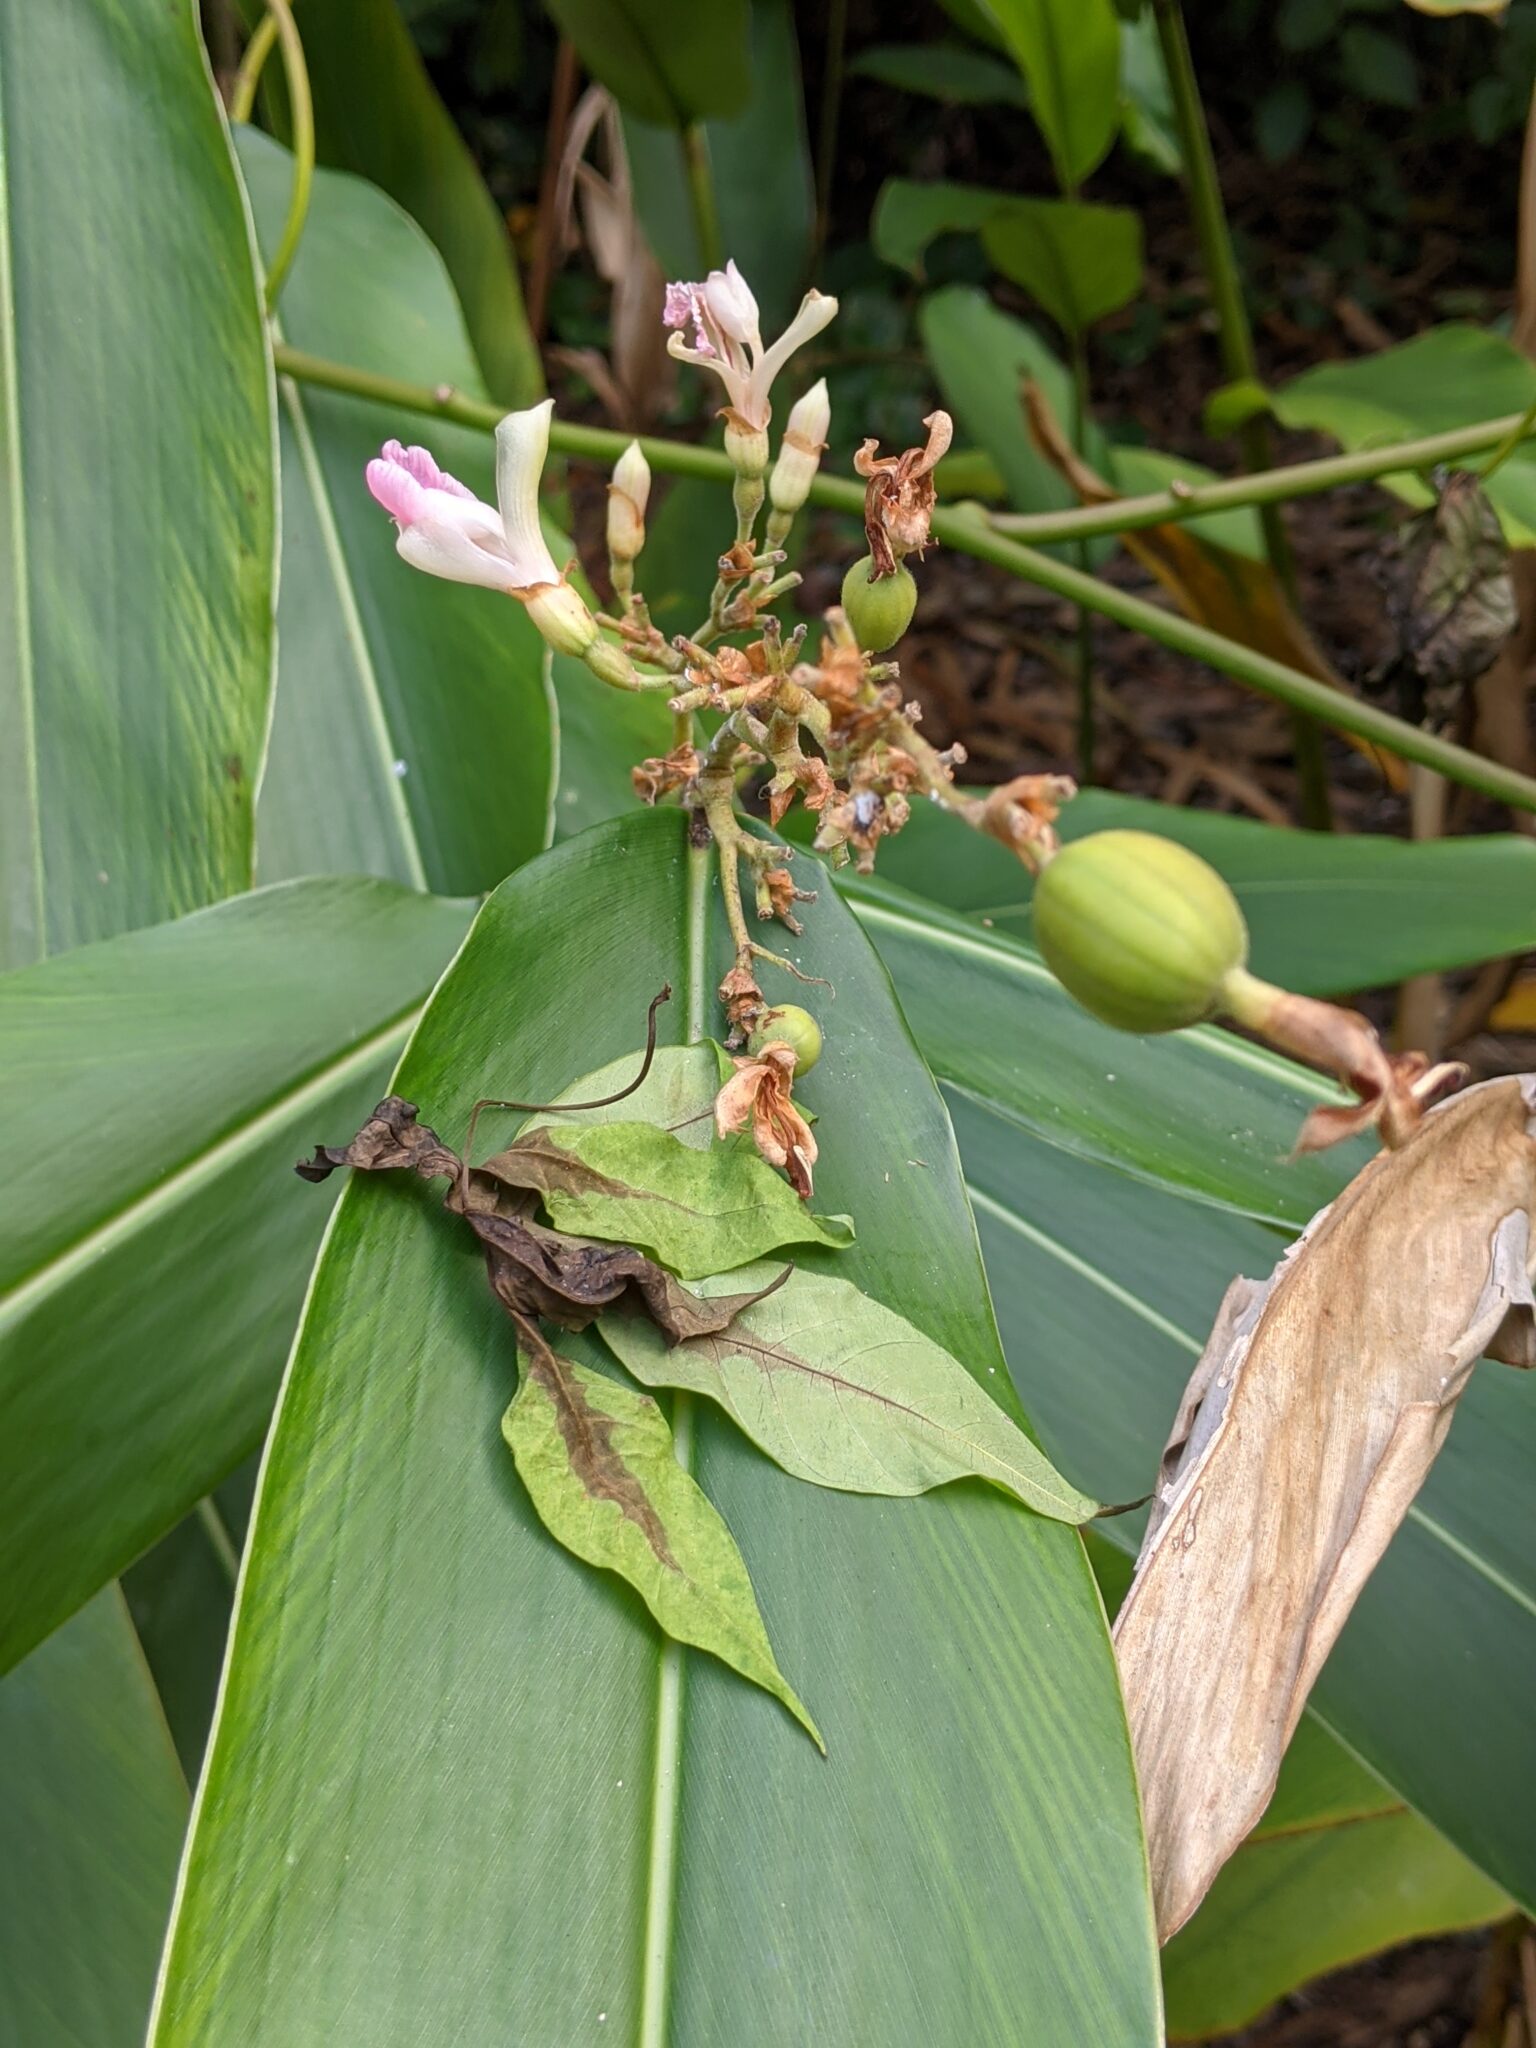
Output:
[149, 810, 1160, 2047]
[246, 0, 542, 405]
[506, 1338, 820, 1747]
[0, 0, 273, 966]
[483, 1120, 854, 1278]
[954, 1088, 1536, 1915]
[0, 1589, 187, 2048]
[236, 131, 556, 896]
[602, 1265, 1096, 1520]
[856, 782, 1536, 1000]
[0, 876, 469, 1673]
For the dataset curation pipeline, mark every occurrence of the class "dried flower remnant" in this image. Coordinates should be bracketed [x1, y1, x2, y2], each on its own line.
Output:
[975, 774, 1077, 871]
[631, 743, 700, 806]
[853, 411, 954, 577]
[715, 1042, 818, 1198]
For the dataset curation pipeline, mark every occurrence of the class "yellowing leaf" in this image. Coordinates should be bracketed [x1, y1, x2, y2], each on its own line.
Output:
[601, 1265, 1098, 1522]
[1114, 1074, 1536, 1941]
[504, 1339, 821, 1748]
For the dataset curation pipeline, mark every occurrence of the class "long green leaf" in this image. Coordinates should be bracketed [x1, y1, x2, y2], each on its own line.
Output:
[862, 790, 1536, 997]
[0, 0, 273, 967]
[248, 0, 542, 405]
[952, 1088, 1536, 1914]
[123, 1503, 240, 1781]
[545, 0, 752, 126]
[236, 131, 556, 894]
[982, 0, 1122, 187]
[149, 809, 1160, 2046]
[0, 1588, 187, 2048]
[0, 876, 469, 1673]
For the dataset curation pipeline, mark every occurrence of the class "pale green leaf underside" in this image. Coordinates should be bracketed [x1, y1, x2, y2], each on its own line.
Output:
[602, 1264, 1096, 1522]
[506, 1349, 820, 1747]
[531, 1119, 855, 1277]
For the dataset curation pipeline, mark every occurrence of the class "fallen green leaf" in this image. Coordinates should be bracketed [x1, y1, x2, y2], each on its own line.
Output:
[601, 1265, 1097, 1522]
[505, 1337, 821, 1749]
[483, 1119, 855, 1279]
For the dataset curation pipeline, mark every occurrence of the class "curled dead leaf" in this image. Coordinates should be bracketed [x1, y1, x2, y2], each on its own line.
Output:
[1113, 1075, 1536, 1942]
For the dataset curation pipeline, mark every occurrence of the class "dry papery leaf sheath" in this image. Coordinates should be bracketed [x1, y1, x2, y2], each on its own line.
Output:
[1113, 1075, 1536, 1943]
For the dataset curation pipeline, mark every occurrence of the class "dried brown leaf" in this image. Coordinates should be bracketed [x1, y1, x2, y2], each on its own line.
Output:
[1113, 1076, 1536, 1942]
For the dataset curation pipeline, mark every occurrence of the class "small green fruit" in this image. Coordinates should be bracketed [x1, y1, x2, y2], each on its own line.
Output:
[841, 554, 917, 652]
[1032, 829, 1248, 1035]
[748, 1003, 823, 1076]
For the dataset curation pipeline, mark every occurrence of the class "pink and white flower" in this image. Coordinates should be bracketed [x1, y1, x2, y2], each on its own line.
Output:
[662, 260, 837, 431]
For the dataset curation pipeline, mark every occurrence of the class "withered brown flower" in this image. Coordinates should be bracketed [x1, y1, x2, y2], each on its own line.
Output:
[631, 742, 701, 805]
[714, 1042, 818, 1198]
[978, 773, 1078, 869]
[853, 411, 954, 577]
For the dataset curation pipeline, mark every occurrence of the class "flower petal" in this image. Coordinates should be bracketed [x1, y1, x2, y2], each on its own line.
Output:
[704, 260, 762, 349]
[494, 401, 563, 589]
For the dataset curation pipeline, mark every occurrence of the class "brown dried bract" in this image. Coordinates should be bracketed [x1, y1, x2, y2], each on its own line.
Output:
[853, 411, 953, 577]
[631, 742, 701, 806]
[1253, 991, 1469, 1152]
[717, 961, 766, 1041]
[758, 866, 816, 934]
[297, 1096, 784, 1343]
[978, 773, 1078, 870]
[714, 1044, 818, 1199]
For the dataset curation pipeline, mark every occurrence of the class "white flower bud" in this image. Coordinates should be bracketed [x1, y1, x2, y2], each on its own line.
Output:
[606, 440, 650, 565]
[522, 578, 598, 658]
[769, 378, 830, 518]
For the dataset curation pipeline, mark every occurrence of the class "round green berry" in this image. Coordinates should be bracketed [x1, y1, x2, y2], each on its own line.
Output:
[841, 555, 917, 652]
[748, 1003, 823, 1076]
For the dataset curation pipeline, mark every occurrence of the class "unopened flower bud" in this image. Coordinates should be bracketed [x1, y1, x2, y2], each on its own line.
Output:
[1032, 829, 1249, 1035]
[841, 553, 917, 652]
[769, 379, 830, 519]
[523, 578, 599, 659]
[607, 440, 650, 565]
[583, 635, 643, 691]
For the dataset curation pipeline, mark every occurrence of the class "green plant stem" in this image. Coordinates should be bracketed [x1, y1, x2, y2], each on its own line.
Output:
[230, 0, 313, 309]
[1152, 0, 1331, 827]
[1070, 331, 1096, 783]
[1480, 393, 1536, 482]
[269, 343, 1536, 815]
[680, 122, 723, 274]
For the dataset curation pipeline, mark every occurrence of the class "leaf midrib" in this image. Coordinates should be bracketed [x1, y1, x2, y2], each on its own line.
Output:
[0, 1005, 421, 1331]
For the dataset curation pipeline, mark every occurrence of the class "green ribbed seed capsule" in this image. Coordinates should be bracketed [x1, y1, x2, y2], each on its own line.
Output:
[1032, 829, 1249, 1034]
[840, 555, 917, 652]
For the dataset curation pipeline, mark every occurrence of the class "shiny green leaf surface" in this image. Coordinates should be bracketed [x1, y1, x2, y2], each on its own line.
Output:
[0, 0, 273, 967]
[238, 132, 556, 895]
[952, 1089, 1536, 1915]
[505, 1344, 821, 1744]
[0, 1589, 187, 2048]
[0, 876, 469, 1672]
[249, 0, 542, 405]
[151, 809, 1159, 2047]
[862, 790, 1536, 998]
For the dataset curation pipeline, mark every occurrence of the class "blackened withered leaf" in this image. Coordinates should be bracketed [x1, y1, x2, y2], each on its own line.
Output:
[296, 1097, 786, 1342]
[504, 1325, 821, 1747]
[479, 1119, 854, 1280]
[1381, 467, 1518, 728]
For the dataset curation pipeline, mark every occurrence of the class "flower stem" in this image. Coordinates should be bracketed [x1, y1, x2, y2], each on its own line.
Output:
[231, 0, 314, 310]
[1069, 329, 1096, 784]
[680, 123, 724, 274]
[1152, 0, 1331, 828]
[268, 343, 1536, 815]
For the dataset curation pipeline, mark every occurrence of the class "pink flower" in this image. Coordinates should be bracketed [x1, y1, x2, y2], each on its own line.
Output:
[365, 401, 564, 594]
[663, 260, 837, 431]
